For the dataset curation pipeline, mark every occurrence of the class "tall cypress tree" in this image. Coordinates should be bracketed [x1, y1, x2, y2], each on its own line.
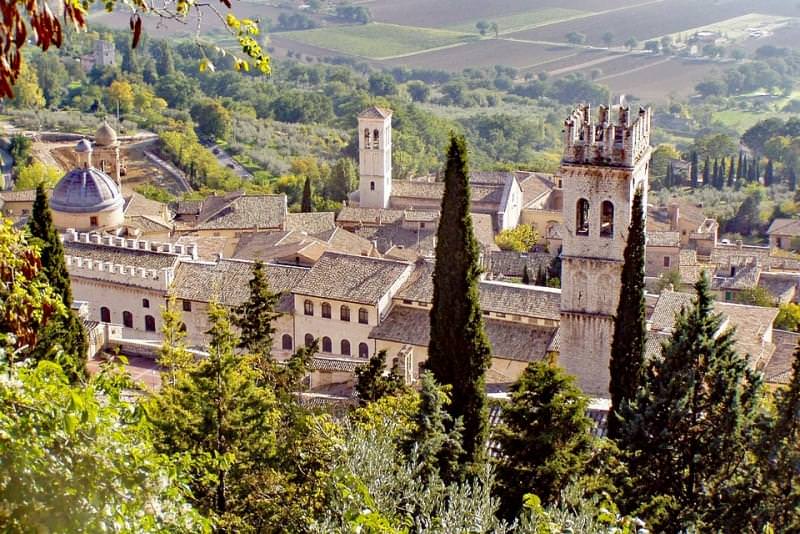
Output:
[737, 151, 744, 181]
[712, 158, 719, 189]
[235, 260, 280, 370]
[521, 264, 531, 285]
[765, 159, 774, 187]
[607, 187, 646, 440]
[727, 156, 735, 188]
[27, 183, 87, 380]
[618, 275, 762, 532]
[702, 156, 710, 186]
[301, 176, 313, 213]
[427, 133, 492, 478]
[690, 151, 699, 188]
[790, 167, 797, 191]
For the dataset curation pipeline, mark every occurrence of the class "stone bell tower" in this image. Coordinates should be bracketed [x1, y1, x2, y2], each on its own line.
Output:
[358, 106, 392, 209]
[558, 104, 651, 396]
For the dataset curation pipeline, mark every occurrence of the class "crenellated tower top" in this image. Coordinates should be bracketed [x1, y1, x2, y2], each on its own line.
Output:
[562, 104, 652, 168]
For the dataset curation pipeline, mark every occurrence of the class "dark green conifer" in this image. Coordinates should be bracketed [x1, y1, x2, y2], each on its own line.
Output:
[690, 151, 699, 188]
[702, 156, 710, 186]
[427, 133, 492, 478]
[607, 187, 646, 440]
[619, 275, 762, 532]
[727, 156, 735, 188]
[27, 183, 87, 380]
[354, 350, 404, 405]
[765, 159, 774, 187]
[737, 151, 744, 180]
[521, 264, 531, 285]
[301, 176, 313, 213]
[790, 167, 797, 191]
[234, 260, 280, 380]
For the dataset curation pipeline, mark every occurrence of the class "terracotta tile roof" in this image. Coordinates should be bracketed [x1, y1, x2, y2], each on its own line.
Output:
[234, 231, 313, 261]
[358, 106, 392, 119]
[353, 224, 437, 256]
[196, 194, 287, 230]
[370, 306, 556, 362]
[316, 227, 375, 256]
[174, 200, 202, 215]
[64, 240, 179, 270]
[764, 330, 800, 385]
[311, 355, 367, 373]
[768, 218, 800, 237]
[170, 259, 306, 310]
[647, 231, 680, 247]
[286, 211, 336, 234]
[293, 252, 411, 305]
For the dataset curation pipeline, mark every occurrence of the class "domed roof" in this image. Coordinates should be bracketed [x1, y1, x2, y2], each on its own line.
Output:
[94, 120, 118, 146]
[75, 138, 93, 153]
[51, 167, 124, 214]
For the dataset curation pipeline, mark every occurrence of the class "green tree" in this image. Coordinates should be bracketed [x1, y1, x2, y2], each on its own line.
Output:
[9, 134, 32, 169]
[32, 53, 68, 107]
[190, 98, 232, 141]
[14, 161, 61, 190]
[301, 176, 313, 213]
[702, 155, 710, 186]
[655, 268, 682, 293]
[475, 20, 490, 35]
[27, 184, 87, 380]
[158, 295, 194, 387]
[354, 350, 404, 405]
[618, 275, 763, 531]
[427, 133, 492, 479]
[690, 151, 699, 188]
[327, 158, 356, 201]
[775, 302, 800, 331]
[608, 187, 646, 440]
[521, 264, 531, 285]
[494, 362, 593, 518]
[234, 260, 281, 381]
[147, 303, 280, 528]
[734, 286, 776, 307]
[602, 31, 614, 47]
[726, 185, 765, 236]
[495, 224, 538, 252]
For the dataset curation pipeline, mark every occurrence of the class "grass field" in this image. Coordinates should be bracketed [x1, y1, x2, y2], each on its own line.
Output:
[281, 23, 477, 59]
[446, 8, 586, 34]
[712, 109, 784, 131]
[665, 13, 797, 42]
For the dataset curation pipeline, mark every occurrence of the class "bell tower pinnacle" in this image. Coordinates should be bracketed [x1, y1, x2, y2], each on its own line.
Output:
[357, 106, 392, 209]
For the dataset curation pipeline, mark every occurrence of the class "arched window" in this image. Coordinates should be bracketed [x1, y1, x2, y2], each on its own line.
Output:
[340, 305, 350, 322]
[142, 298, 150, 308]
[282, 334, 293, 350]
[321, 302, 331, 319]
[304, 333, 314, 347]
[576, 198, 590, 236]
[358, 342, 369, 358]
[122, 311, 133, 328]
[100, 307, 111, 323]
[370, 181, 375, 191]
[322, 337, 332, 353]
[364, 128, 370, 148]
[304, 300, 314, 316]
[358, 308, 369, 324]
[179, 322, 187, 333]
[340, 339, 351, 355]
[373, 129, 380, 148]
[145, 315, 156, 332]
[600, 201, 614, 237]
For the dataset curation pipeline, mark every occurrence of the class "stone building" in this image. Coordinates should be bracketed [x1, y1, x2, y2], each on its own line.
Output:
[557, 104, 652, 396]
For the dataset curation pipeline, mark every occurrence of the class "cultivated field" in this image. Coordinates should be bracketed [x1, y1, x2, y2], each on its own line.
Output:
[445, 8, 587, 34]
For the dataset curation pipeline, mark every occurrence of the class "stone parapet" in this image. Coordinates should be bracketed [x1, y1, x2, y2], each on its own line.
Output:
[563, 104, 652, 168]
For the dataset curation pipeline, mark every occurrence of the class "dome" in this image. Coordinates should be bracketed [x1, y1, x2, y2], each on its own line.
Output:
[51, 167, 124, 214]
[75, 138, 93, 153]
[94, 120, 118, 146]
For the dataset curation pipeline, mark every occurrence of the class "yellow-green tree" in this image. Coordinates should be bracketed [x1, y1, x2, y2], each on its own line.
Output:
[10, 62, 44, 109]
[14, 161, 61, 190]
[495, 224, 538, 252]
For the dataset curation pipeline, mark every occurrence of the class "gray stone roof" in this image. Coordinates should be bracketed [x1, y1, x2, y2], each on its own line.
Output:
[403, 209, 439, 222]
[337, 207, 404, 225]
[286, 211, 336, 234]
[170, 259, 306, 310]
[175, 200, 202, 215]
[768, 218, 800, 237]
[391, 180, 444, 200]
[487, 250, 553, 278]
[64, 240, 179, 270]
[293, 252, 411, 305]
[647, 231, 680, 247]
[0, 189, 37, 202]
[758, 272, 799, 303]
[390, 178, 505, 205]
[196, 194, 287, 231]
[370, 305, 556, 362]
[51, 167, 123, 214]
[123, 193, 167, 219]
[123, 215, 172, 234]
[358, 106, 392, 119]
[396, 262, 561, 320]
[764, 330, 800, 385]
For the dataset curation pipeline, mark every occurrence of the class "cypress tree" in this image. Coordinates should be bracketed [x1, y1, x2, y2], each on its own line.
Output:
[727, 156, 735, 188]
[234, 260, 281, 383]
[737, 151, 744, 181]
[790, 167, 798, 191]
[618, 275, 762, 532]
[301, 176, 313, 213]
[712, 158, 719, 189]
[27, 183, 87, 380]
[665, 161, 674, 188]
[765, 158, 774, 187]
[690, 151, 699, 188]
[521, 264, 531, 285]
[702, 156, 710, 186]
[607, 186, 646, 440]
[427, 133, 492, 478]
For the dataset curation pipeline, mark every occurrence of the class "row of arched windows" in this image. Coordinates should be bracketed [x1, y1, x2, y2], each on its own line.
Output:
[304, 300, 369, 324]
[101, 306, 156, 332]
[281, 334, 370, 358]
[363, 128, 380, 149]
[576, 199, 614, 237]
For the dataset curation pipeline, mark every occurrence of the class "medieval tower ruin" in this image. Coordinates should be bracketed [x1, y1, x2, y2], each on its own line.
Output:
[558, 104, 651, 396]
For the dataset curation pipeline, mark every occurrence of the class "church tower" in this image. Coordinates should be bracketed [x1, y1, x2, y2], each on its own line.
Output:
[358, 106, 392, 209]
[558, 104, 651, 396]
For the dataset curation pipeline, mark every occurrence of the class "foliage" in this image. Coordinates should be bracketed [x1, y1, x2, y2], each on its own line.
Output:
[8, 134, 32, 169]
[134, 183, 176, 203]
[427, 133, 492, 479]
[157, 295, 194, 388]
[494, 362, 594, 518]
[725, 184, 766, 236]
[775, 302, 800, 332]
[618, 275, 763, 532]
[655, 268, 682, 293]
[495, 224, 538, 252]
[159, 125, 243, 191]
[13, 161, 61, 190]
[608, 187, 646, 440]
[191, 98, 232, 141]
[0, 356, 208, 532]
[301, 176, 313, 213]
[355, 350, 405, 405]
[234, 260, 281, 384]
[734, 286, 776, 307]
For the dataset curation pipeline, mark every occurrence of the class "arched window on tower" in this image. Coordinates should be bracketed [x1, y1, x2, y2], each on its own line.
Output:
[340, 305, 350, 322]
[322, 337, 332, 353]
[576, 198, 590, 236]
[600, 201, 614, 237]
[364, 128, 371, 148]
[373, 129, 380, 149]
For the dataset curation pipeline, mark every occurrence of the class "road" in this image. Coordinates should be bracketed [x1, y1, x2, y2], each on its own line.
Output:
[0, 145, 13, 190]
[206, 143, 254, 181]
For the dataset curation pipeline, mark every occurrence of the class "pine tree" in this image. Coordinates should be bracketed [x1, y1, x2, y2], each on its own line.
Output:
[690, 151, 699, 188]
[301, 176, 313, 213]
[158, 295, 194, 387]
[608, 187, 646, 440]
[27, 183, 87, 380]
[235, 260, 280, 360]
[427, 133, 492, 478]
[494, 362, 593, 519]
[354, 350, 404, 405]
[702, 156, 710, 186]
[765, 158, 774, 187]
[618, 275, 762, 532]
[521, 264, 531, 285]
[727, 156, 735, 188]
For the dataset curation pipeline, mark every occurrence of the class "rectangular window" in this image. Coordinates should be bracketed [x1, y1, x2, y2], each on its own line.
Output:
[663, 256, 671, 268]
[182, 300, 192, 312]
[725, 291, 733, 301]
[90, 216, 98, 227]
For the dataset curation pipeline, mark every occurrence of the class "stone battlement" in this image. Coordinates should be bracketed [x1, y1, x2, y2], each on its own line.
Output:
[62, 229, 198, 260]
[562, 104, 652, 168]
[64, 255, 174, 290]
